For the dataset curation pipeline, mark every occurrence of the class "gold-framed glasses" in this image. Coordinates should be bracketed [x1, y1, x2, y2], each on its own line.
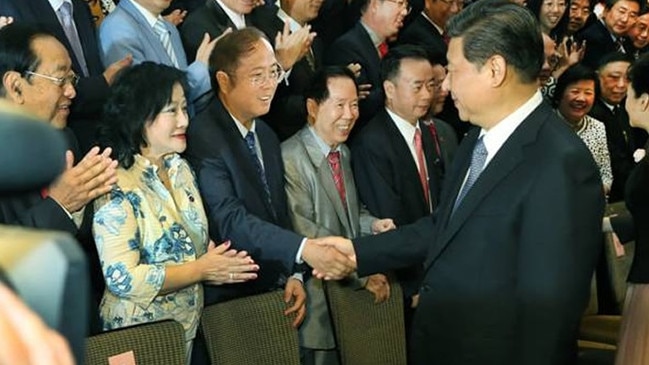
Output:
[24, 71, 80, 87]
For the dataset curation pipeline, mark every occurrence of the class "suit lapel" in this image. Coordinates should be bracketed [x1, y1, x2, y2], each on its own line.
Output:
[299, 129, 353, 233]
[207, 0, 238, 30]
[425, 104, 547, 268]
[120, 0, 170, 63]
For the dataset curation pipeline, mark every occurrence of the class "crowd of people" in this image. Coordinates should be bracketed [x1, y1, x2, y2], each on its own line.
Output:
[1, 0, 649, 364]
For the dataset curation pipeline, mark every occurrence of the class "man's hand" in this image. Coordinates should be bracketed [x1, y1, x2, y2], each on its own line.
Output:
[302, 237, 356, 280]
[103, 55, 133, 85]
[365, 273, 390, 303]
[195, 30, 232, 65]
[283, 277, 306, 328]
[274, 21, 316, 71]
[371, 218, 396, 234]
[48, 147, 118, 213]
[163, 9, 188, 26]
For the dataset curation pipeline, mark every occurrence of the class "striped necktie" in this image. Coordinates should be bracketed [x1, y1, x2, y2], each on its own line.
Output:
[57, 2, 89, 76]
[153, 20, 179, 67]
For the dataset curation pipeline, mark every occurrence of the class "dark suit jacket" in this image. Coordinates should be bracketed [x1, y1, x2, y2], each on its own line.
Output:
[185, 97, 303, 304]
[325, 22, 383, 136]
[625, 155, 649, 283]
[588, 99, 641, 202]
[396, 13, 447, 59]
[581, 20, 632, 68]
[351, 110, 445, 297]
[1, 0, 110, 151]
[353, 100, 605, 364]
[180, 0, 243, 63]
[251, 5, 324, 141]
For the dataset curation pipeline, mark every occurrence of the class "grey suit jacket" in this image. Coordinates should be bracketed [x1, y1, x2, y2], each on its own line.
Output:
[98, 0, 210, 102]
[281, 126, 375, 349]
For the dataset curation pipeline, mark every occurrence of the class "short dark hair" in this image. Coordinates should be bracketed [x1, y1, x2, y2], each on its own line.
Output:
[0, 24, 53, 97]
[552, 64, 599, 107]
[208, 27, 269, 91]
[604, 0, 641, 10]
[597, 52, 634, 71]
[628, 53, 649, 97]
[380, 45, 431, 83]
[447, 0, 543, 84]
[97, 62, 188, 169]
[305, 66, 358, 104]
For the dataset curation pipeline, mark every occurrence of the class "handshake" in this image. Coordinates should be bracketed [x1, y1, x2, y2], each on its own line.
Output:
[301, 218, 395, 280]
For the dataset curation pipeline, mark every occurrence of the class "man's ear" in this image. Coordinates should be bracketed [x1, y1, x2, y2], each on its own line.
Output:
[216, 70, 230, 93]
[383, 79, 395, 101]
[2, 71, 25, 104]
[488, 55, 507, 87]
[306, 98, 318, 124]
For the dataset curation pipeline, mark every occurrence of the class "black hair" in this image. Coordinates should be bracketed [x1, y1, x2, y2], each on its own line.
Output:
[552, 64, 599, 107]
[380, 45, 432, 83]
[305, 66, 358, 104]
[0, 24, 53, 96]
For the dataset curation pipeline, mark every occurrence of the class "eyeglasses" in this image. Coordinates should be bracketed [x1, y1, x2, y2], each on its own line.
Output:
[385, 0, 412, 14]
[247, 65, 285, 87]
[438, 0, 465, 8]
[24, 71, 80, 87]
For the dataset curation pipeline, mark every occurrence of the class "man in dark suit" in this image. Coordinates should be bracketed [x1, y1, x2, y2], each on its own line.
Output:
[581, 0, 640, 68]
[251, 0, 325, 141]
[185, 28, 355, 309]
[351, 46, 444, 324]
[0, 0, 131, 152]
[312, 1, 606, 363]
[0, 24, 117, 335]
[325, 0, 410, 136]
[397, 0, 461, 56]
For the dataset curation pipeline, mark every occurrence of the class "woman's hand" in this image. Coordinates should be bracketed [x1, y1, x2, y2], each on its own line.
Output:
[200, 241, 259, 285]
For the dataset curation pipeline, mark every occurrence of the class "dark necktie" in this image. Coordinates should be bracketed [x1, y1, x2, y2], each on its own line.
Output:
[327, 151, 347, 209]
[57, 2, 89, 76]
[452, 136, 487, 214]
[244, 131, 273, 207]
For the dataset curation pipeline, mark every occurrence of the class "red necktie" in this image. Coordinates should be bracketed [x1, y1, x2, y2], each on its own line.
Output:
[414, 128, 430, 208]
[442, 32, 450, 45]
[327, 151, 347, 209]
[378, 42, 389, 58]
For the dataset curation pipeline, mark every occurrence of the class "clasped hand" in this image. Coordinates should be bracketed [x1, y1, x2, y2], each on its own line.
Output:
[200, 241, 259, 285]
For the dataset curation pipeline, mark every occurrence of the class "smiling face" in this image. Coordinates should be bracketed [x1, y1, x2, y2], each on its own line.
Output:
[21, 36, 76, 128]
[628, 13, 649, 49]
[558, 79, 596, 124]
[308, 76, 359, 148]
[141, 83, 189, 160]
[219, 38, 279, 126]
[368, 0, 409, 39]
[385, 58, 436, 124]
[539, 0, 567, 33]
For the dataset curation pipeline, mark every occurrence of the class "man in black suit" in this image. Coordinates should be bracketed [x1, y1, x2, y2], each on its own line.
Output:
[185, 28, 355, 309]
[0, 24, 117, 335]
[0, 0, 131, 152]
[252, 0, 325, 141]
[325, 0, 410, 135]
[581, 0, 640, 68]
[313, 1, 605, 363]
[397, 0, 462, 56]
[350, 45, 445, 343]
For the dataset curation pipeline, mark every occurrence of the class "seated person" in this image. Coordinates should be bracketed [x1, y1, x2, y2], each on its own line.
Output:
[93, 62, 258, 362]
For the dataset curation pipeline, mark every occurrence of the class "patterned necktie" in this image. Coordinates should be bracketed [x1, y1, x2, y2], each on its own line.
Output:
[378, 42, 389, 58]
[327, 151, 347, 209]
[413, 128, 430, 209]
[615, 37, 626, 54]
[305, 48, 316, 71]
[153, 20, 179, 68]
[453, 136, 487, 214]
[57, 2, 89, 76]
[244, 131, 273, 208]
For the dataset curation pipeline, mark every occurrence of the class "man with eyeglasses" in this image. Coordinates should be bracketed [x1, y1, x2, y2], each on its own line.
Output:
[185, 28, 356, 341]
[627, 8, 649, 59]
[581, 0, 641, 68]
[325, 0, 410, 137]
[0, 24, 117, 335]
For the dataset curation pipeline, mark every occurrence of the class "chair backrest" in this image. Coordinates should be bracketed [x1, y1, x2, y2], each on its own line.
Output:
[84, 320, 186, 365]
[325, 276, 407, 365]
[201, 289, 300, 365]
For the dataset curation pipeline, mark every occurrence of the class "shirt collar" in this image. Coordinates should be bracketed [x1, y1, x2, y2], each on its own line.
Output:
[600, 98, 617, 112]
[480, 91, 543, 163]
[231, 113, 257, 138]
[216, 0, 247, 29]
[276, 3, 302, 32]
[129, 0, 162, 27]
[360, 20, 384, 47]
[308, 126, 341, 156]
[386, 107, 420, 143]
[49, 0, 72, 13]
[421, 11, 444, 35]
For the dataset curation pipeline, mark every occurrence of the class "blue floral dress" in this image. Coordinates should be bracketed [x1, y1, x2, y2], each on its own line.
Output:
[93, 154, 208, 342]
